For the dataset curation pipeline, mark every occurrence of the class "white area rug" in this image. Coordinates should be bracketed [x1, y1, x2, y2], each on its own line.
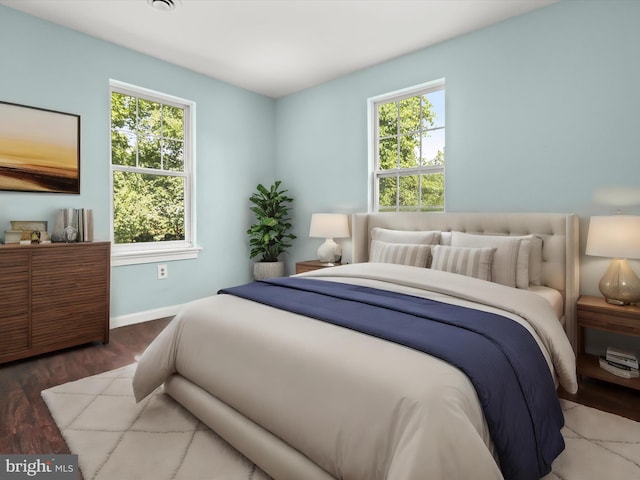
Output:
[543, 399, 640, 480]
[42, 364, 640, 480]
[41, 364, 271, 480]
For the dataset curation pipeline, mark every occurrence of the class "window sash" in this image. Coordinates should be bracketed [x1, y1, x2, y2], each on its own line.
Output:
[112, 164, 187, 178]
[375, 169, 444, 213]
[109, 80, 196, 263]
[369, 79, 445, 212]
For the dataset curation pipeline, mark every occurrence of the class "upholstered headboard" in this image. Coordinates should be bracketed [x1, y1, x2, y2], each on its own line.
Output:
[351, 212, 579, 351]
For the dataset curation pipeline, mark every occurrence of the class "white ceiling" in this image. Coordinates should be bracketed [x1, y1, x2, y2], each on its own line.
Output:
[0, 0, 557, 98]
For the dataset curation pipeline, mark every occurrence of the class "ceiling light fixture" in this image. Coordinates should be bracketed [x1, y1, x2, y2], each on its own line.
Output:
[147, 0, 181, 12]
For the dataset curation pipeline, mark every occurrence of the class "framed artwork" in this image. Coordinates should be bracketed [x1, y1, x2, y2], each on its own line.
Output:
[0, 101, 80, 193]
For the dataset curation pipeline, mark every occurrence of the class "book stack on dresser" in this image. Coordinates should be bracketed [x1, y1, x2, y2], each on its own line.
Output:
[599, 347, 639, 379]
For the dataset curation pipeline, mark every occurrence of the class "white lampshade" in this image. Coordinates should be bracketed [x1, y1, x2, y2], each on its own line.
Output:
[309, 214, 350, 239]
[586, 215, 640, 305]
[309, 213, 350, 262]
[586, 215, 640, 259]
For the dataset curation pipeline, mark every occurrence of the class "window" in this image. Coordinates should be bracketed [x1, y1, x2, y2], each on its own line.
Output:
[110, 80, 198, 265]
[369, 79, 445, 212]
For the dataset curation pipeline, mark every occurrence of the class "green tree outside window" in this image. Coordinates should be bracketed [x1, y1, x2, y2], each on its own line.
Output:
[111, 91, 187, 244]
[374, 82, 445, 212]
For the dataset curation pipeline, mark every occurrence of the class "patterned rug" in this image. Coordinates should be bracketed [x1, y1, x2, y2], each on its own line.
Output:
[41, 364, 271, 480]
[543, 398, 640, 479]
[42, 364, 640, 480]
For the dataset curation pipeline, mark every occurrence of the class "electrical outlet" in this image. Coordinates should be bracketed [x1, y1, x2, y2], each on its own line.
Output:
[157, 264, 168, 280]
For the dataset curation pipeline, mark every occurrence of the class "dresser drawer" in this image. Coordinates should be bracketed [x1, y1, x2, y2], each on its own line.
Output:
[0, 251, 29, 319]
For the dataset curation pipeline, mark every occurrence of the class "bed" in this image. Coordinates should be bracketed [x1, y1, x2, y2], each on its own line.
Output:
[133, 212, 579, 480]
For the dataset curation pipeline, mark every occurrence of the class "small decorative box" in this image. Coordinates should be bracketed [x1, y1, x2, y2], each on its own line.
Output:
[4, 230, 22, 244]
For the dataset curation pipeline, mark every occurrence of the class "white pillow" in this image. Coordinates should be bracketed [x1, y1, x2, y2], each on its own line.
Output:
[508, 234, 544, 288]
[431, 245, 495, 281]
[451, 232, 522, 288]
[451, 233, 542, 287]
[370, 240, 431, 267]
[440, 231, 452, 246]
[524, 235, 543, 286]
[371, 228, 440, 245]
[515, 238, 531, 289]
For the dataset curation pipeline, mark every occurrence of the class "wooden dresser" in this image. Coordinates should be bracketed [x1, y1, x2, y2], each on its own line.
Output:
[0, 241, 110, 364]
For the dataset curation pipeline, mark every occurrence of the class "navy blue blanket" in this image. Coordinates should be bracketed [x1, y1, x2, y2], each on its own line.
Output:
[219, 277, 564, 480]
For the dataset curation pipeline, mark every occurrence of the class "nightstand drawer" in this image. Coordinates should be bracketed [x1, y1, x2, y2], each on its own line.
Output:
[577, 309, 640, 336]
[295, 260, 341, 274]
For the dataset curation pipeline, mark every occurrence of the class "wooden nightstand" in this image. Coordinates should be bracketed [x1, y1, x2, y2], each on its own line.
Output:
[295, 260, 341, 274]
[576, 295, 640, 390]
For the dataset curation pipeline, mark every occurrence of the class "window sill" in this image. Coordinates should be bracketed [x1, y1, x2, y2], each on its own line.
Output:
[112, 245, 202, 266]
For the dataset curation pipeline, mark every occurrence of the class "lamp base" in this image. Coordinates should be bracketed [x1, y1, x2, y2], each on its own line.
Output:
[599, 258, 640, 305]
[317, 238, 340, 263]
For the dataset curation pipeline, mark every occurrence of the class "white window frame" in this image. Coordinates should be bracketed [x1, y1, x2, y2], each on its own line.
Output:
[367, 78, 445, 213]
[109, 79, 200, 266]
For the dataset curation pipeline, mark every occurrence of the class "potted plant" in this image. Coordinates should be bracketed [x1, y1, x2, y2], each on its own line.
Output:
[247, 180, 297, 280]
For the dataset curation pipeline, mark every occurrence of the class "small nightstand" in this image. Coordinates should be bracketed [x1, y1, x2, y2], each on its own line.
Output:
[576, 295, 640, 390]
[295, 260, 341, 274]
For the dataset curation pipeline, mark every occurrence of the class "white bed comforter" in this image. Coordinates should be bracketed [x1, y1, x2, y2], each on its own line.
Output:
[133, 263, 577, 480]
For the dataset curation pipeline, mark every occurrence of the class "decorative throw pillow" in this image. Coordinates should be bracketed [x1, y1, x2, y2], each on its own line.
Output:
[370, 240, 432, 268]
[451, 232, 522, 288]
[515, 237, 532, 289]
[431, 245, 495, 281]
[485, 234, 543, 288]
[523, 235, 543, 286]
[371, 228, 441, 245]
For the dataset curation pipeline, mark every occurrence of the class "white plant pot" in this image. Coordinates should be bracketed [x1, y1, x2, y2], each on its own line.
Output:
[253, 261, 284, 280]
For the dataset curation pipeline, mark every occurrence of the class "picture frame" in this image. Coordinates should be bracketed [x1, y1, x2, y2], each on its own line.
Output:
[0, 101, 80, 194]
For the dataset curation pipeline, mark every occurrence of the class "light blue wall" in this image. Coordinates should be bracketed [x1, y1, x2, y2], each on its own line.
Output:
[0, 6, 276, 318]
[3, 1, 640, 321]
[276, 0, 640, 295]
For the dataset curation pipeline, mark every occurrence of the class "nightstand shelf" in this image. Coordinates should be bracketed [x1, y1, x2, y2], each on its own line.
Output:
[576, 354, 640, 390]
[295, 260, 341, 274]
[576, 295, 640, 390]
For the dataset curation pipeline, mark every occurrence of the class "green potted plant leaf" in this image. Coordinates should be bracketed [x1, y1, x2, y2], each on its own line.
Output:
[247, 180, 297, 279]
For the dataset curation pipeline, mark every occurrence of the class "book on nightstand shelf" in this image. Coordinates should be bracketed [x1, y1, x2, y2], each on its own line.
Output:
[599, 357, 639, 378]
[605, 346, 639, 369]
[599, 346, 639, 379]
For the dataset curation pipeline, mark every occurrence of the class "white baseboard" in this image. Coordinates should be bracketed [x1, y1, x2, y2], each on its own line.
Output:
[110, 304, 184, 329]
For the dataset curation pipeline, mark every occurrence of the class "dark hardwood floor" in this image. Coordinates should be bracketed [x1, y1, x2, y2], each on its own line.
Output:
[1, 316, 639, 458]
[0, 317, 172, 455]
[559, 377, 640, 422]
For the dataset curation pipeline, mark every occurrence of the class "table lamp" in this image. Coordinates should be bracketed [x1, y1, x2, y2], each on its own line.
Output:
[309, 213, 350, 262]
[585, 214, 640, 305]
